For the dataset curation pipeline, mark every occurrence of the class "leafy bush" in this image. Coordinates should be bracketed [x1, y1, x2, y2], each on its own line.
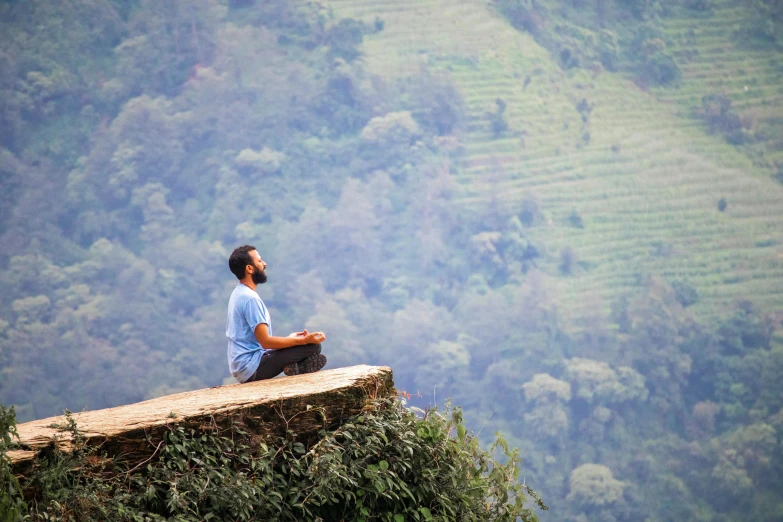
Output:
[745, 0, 783, 46]
[559, 247, 578, 275]
[671, 280, 700, 308]
[0, 405, 27, 521]
[326, 18, 368, 62]
[496, 0, 542, 34]
[488, 99, 509, 138]
[700, 93, 748, 145]
[1, 400, 546, 521]
[686, 0, 715, 13]
[567, 209, 584, 229]
[774, 161, 783, 185]
[598, 30, 620, 71]
[496, 0, 674, 80]
[576, 98, 593, 124]
[408, 69, 466, 136]
[558, 45, 580, 70]
[632, 36, 681, 86]
[640, 50, 681, 86]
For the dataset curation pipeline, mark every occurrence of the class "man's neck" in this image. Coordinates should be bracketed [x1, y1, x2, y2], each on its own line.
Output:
[238, 278, 257, 292]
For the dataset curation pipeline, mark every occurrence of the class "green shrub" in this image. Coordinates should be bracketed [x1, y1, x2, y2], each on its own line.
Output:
[326, 18, 367, 62]
[409, 68, 466, 136]
[686, 0, 715, 13]
[700, 94, 748, 145]
[576, 98, 593, 123]
[0, 405, 27, 522]
[671, 280, 700, 308]
[643, 51, 681, 85]
[2, 400, 546, 522]
[559, 46, 580, 69]
[567, 209, 584, 229]
[496, 0, 541, 34]
[745, 0, 783, 46]
[598, 30, 620, 71]
[559, 247, 577, 275]
[488, 98, 509, 138]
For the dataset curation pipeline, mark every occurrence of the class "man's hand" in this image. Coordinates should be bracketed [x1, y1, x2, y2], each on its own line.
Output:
[287, 329, 325, 344]
[258, 323, 324, 349]
[302, 331, 326, 344]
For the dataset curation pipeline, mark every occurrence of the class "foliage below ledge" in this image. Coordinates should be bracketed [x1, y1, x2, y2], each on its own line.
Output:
[1, 396, 546, 521]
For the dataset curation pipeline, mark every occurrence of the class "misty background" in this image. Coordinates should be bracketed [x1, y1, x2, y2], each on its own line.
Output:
[1, 0, 783, 520]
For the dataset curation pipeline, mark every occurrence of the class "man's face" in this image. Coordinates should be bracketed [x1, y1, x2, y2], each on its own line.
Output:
[248, 250, 267, 285]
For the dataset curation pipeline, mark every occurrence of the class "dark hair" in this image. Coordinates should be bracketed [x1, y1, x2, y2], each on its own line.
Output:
[229, 245, 257, 280]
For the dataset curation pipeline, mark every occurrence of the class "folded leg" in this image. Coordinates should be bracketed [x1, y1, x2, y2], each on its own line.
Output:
[247, 343, 321, 382]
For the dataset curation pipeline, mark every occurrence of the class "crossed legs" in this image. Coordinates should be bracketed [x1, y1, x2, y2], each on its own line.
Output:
[247, 343, 322, 382]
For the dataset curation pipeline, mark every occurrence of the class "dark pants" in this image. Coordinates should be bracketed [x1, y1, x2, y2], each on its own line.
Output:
[246, 343, 322, 382]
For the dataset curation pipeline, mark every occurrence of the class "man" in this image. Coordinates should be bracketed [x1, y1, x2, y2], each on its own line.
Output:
[226, 245, 327, 383]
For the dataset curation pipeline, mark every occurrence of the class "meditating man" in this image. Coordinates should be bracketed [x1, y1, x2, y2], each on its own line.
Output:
[226, 245, 327, 383]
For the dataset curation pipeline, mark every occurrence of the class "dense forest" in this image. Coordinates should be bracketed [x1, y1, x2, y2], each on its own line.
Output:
[1, 0, 782, 520]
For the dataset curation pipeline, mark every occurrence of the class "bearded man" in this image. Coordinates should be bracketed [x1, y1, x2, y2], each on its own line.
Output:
[226, 245, 326, 383]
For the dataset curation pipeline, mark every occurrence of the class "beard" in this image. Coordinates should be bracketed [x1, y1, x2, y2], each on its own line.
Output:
[252, 269, 267, 285]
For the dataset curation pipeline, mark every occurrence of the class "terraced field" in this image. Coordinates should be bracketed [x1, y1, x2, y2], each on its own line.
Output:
[329, 0, 783, 328]
[654, 1, 783, 166]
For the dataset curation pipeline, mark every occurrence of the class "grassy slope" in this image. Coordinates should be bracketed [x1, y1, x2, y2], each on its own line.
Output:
[329, 0, 783, 329]
[654, 1, 783, 166]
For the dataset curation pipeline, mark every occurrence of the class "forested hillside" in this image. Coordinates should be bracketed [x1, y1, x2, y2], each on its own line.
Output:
[1, 0, 782, 520]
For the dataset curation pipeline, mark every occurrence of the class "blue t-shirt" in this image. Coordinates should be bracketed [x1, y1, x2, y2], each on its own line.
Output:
[226, 284, 273, 383]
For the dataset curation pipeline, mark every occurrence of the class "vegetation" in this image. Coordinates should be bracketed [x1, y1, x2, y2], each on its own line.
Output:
[700, 92, 748, 144]
[495, 0, 681, 85]
[745, 0, 783, 46]
[0, 0, 782, 521]
[651, 0, 783, 173]
[487, 98, 509, 138]
[0, 400, 545, 521]
[1, 406, 27, 521]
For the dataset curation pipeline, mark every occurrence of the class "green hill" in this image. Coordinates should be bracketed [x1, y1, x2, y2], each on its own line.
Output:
[655, 1, 783, 164]
[2, 1, 782, 520]
[331, 0, 783, 328]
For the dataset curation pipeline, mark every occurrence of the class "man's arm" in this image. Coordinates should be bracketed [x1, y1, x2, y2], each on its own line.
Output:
[253, 323, 325, 350]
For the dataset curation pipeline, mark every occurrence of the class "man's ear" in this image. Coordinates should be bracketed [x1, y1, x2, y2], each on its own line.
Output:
[246, 264, 253, 275]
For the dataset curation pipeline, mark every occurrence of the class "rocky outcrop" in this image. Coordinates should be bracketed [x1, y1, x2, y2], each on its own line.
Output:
[10, 365, 393, 476]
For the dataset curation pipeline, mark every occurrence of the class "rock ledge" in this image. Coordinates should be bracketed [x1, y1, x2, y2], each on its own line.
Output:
[10, 365, 394, 475]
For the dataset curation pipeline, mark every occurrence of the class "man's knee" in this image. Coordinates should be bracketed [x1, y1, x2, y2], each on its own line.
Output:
[303, 343, 321, 355]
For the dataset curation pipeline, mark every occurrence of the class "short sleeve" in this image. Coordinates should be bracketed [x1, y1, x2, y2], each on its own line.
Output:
[243, 297, 269, 332]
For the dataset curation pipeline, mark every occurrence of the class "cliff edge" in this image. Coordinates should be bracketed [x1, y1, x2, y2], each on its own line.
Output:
[9, 365, 393, 476]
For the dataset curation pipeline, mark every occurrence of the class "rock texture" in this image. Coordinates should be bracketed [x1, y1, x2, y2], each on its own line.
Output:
[10, 365, 393, 475]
